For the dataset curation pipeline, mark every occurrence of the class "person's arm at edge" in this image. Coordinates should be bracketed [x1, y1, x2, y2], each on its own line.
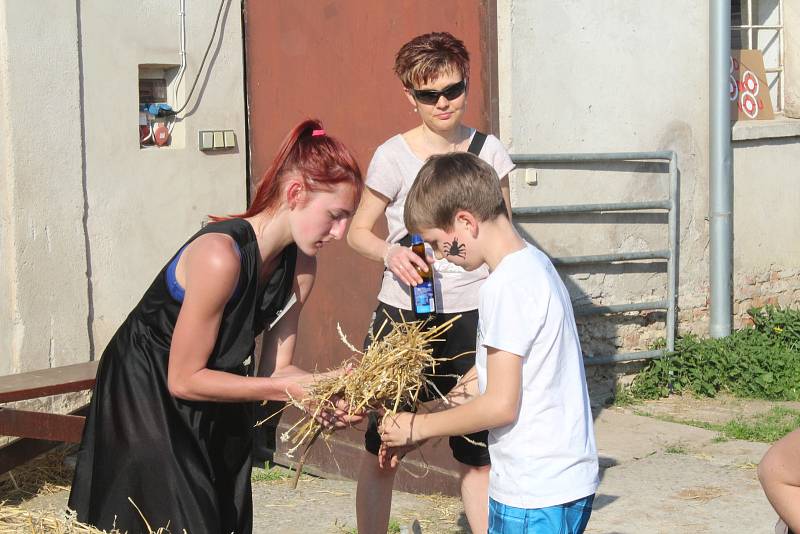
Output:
[758, 427, 800, 531]
[381, 347, 521, 445]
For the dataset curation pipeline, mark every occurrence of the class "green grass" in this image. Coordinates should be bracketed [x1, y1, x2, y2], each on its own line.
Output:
[335, 518, 401, 534]
[611, 384, 640, 407]
[637, 407, 800, 443]
[719, 406, 800, 442]
[663, 441, 689, 454]
[251, 462, 292, 482]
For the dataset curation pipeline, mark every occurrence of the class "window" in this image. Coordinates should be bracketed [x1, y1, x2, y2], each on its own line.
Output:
[732, 0, 785, 113]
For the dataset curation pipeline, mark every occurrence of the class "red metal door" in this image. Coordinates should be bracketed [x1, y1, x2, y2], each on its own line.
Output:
[244, 0, 497, 495]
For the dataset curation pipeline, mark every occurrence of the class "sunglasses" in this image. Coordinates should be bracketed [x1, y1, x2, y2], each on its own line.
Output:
[411, 80, 467, 105]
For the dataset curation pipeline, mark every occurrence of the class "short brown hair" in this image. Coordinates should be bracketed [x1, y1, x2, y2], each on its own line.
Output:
[394, 32, 469, 89]
[404, 153, 507, 233]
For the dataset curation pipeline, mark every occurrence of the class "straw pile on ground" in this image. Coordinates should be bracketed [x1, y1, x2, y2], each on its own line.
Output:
[274, 314, 463, 484]
[0, 504, 172, 533]
[0, 448, 169, 533]
[0, 506, 117, 533]
[0, 448, 72, 506]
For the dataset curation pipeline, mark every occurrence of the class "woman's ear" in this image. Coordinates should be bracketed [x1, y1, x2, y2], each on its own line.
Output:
[403, 87, 417, 111]
[285, 180, 306, 209]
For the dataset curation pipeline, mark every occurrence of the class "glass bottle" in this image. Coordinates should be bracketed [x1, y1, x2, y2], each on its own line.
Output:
[410, 234, 436, 320]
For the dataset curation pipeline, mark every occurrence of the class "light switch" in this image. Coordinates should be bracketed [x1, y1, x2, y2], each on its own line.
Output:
[213, 131, 225, 148]
[223, 130, 236, 148]
[199, 131, 214, 150]
[525, 168, 538, 186]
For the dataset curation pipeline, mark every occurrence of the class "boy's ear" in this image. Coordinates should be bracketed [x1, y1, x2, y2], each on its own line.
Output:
[455, 210, 479, 238]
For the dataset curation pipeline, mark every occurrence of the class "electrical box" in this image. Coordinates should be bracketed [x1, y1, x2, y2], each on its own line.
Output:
[139, 64, 181, 149]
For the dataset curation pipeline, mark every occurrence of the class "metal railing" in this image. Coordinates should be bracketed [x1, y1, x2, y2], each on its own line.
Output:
[511, 151, 678, 366]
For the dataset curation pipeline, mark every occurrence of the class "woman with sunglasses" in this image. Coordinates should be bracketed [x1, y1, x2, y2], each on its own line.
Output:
[69, 120, 363, 534]
[347, 32, 514, 534]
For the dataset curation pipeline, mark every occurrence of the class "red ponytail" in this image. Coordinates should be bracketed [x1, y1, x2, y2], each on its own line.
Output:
[213, 119, 362, 220]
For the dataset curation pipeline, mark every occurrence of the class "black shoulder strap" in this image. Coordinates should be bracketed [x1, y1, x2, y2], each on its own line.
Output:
[467, 130, 487, 156]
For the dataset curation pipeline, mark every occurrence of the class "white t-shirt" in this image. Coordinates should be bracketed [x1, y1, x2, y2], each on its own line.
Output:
[365, 130, 515, 313]
[476, 242, 599, 509]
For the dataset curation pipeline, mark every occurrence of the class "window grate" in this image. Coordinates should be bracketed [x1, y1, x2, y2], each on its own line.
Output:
[731, 0, 785, 112]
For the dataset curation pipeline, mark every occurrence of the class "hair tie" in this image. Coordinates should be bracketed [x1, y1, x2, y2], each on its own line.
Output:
[311, 129, 326, 137]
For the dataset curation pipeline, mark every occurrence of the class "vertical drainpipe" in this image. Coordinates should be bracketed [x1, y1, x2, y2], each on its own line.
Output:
[709, 0, 733, 338]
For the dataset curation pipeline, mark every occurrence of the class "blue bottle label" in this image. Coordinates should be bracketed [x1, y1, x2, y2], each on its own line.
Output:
[413, 280, 435, 314]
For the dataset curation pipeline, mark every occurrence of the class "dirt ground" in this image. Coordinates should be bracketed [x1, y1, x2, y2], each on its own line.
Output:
[3, 394, 789, 533]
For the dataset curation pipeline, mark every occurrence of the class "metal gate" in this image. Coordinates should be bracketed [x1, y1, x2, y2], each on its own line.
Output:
[511, 151, 679, 365]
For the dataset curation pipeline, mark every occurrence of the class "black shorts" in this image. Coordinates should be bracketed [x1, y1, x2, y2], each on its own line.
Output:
[363, 302, 490, 467]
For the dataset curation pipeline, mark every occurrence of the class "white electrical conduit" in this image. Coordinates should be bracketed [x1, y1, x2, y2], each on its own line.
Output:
[174, 0, 187, 107]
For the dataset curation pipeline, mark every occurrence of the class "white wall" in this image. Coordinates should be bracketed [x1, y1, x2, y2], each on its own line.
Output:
[497, 0, 799, 350]
[733, 140, 800, 270]
[785, 0, 800, 117]
[0, 0, 247, 374]
[80, 1, 247, 352]
[730, 138, 800, 316]
[498, 0, 710, 344]
[0, 1, 88, 374]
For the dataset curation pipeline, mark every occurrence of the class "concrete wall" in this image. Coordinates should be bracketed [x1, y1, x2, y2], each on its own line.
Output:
[80, 1, 247, 353]
[498, 0, 709, 347]
[497, 0, 800, 400]
[730, 138, 800, 319]
[0, 1, 88, 375]
[0, 0, 247, 375]
[783, 0, 799, 118]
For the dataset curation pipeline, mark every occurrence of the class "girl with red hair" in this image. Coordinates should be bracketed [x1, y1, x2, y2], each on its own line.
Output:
[69, 119, 363, 534]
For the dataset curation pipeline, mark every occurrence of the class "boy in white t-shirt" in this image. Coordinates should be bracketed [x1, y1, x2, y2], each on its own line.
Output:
[380, 152, 599, 533]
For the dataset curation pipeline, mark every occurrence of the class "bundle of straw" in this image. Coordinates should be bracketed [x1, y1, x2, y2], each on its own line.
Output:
[273, 314, 462, 487]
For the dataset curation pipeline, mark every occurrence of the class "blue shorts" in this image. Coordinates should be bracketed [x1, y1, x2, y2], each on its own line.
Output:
[488, 495, 594, 534]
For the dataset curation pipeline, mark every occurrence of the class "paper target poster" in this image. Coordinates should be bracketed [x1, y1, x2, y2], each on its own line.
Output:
[730, 49, 774, 121]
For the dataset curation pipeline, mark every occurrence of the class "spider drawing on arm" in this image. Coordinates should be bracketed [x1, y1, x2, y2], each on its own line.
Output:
[443, 238, 466, 259]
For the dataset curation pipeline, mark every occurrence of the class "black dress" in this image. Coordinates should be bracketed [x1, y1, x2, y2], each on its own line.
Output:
[69, 219, 297, 534]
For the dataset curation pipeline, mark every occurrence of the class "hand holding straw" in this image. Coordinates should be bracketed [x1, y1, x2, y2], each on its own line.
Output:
[278, 314, 462, 487]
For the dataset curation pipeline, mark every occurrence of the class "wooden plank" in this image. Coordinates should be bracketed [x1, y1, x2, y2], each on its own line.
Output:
[0, 438, 60, 476]
[0, 405, 89, 475]
[0, 408, 86, 443]
[0, 361, 99, 403]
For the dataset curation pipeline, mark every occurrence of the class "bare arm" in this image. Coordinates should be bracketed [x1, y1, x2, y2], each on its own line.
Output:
[257, 252, 365, 426]
[257, 251, 316, 384]
[347, 186, 392, 262]
[166, 234, 304, 403]
[380, 348, 522, 445]
[346, 186, 428, 287]
[422, 365, 480, 412]
[759, 428, 800, 531]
